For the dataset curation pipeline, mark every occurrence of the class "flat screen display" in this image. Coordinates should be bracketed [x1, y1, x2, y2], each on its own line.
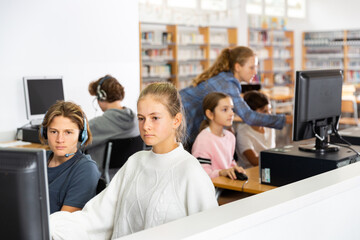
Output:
[0, 148, 50, 239]
[23, 77, 64, 121]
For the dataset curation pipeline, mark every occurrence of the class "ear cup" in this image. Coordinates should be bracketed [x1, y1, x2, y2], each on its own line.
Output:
[96, 76, 110, 101]
[40, 125, 47, 139]
[78, 116, 88, 146]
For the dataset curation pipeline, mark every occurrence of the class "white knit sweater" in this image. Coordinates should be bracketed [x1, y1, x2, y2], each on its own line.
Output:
[50, 143, 218, 239]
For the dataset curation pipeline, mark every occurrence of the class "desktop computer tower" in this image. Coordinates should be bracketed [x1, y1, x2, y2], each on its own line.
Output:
[260, 140, 360, 187]
[330, 127, 360, 145]
[17, 126, 41, 143]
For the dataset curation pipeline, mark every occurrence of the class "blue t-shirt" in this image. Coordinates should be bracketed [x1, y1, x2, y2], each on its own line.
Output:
[47, 150, 100, 214]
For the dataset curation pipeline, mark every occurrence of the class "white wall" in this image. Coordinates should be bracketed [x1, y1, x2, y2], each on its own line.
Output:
[0, 0, 140, 141]
[287, 0, 360, 71]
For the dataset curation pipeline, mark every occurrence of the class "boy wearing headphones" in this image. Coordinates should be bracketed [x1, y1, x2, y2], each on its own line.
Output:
[86, 75, 139, 171]
[39, 100, 100, 214]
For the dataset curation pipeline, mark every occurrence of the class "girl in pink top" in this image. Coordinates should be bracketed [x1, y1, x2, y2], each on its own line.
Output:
[192, 92, 246, 179]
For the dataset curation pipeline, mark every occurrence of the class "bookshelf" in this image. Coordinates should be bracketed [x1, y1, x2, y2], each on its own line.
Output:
[248, 28, 294, 87]
[302, 29, 360, 83]
[140, 23, 237, 90]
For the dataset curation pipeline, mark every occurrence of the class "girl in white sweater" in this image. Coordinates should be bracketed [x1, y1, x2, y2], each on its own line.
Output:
[50, 82, 218, 239]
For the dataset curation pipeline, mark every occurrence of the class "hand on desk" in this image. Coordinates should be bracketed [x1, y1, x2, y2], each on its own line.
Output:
[219, 165, 246, 180]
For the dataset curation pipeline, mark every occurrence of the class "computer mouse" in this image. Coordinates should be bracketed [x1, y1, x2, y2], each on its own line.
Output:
[235, 171, 248, 181]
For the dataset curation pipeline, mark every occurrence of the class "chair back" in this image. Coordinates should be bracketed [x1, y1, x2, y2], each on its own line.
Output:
[102, 135, 145, 183]
[96, 177, 107, 194]
[339, 98, 359, 126]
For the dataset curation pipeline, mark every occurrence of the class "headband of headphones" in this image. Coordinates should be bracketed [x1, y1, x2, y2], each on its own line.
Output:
[40, 114, 88, 146]
[96, 75, 111, 101]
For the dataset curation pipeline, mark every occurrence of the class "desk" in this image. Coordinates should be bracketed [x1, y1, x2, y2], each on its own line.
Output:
[16, 142, 49, 150]
[212, 166, 276, 194]
[0, 141, 49, 150]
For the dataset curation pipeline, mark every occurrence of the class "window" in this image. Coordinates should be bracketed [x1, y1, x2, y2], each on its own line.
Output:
[287, 0, 306, 18]
[167, 0, 197, 8]
[265, 0, 285, 17]
[139, 0, 163, 5]
[246, 0, 263, 15]
[246, 0, 306, 18]
[201, 0, 227, 11]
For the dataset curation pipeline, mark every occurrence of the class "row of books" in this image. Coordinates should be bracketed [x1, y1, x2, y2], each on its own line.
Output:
[257, 49, 291, 60]
[178, 49, 205, 61]
[177, 32, 204, 45]
[348, 46, 360, 56]
[178, 63, 203, 77]
[141, 48, 173, 61]
[347, 70, 360, 82]
[305, 60, 344, 69]
[141, 31, 173, 45]
[346, 30, 360, 39]
[348, 60, 360, 69]
[209, 32, 228, 45]
[142, 64, 171, 78]
[303, 39, 345, 46]
[304, 31, 344, 40]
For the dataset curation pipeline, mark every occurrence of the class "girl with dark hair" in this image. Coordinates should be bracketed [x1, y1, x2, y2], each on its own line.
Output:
[192, 92, 245, 180]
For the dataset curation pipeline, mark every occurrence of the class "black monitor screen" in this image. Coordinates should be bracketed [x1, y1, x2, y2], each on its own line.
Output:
[0, 148, 50, 240]
[292, 69, 343, 152]
[23, 77, 64, 120]
[241, 83, 261, 93]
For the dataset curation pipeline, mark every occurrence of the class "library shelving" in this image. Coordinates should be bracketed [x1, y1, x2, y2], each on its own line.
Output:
[248, 28, 294, 87]
[302, 29, 360, 83]
[140, 22, 237, 90]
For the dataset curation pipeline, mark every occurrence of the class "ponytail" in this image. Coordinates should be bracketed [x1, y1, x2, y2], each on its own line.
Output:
[199, 118, 210, 132]
[192, 46, 255, 87]
[192, 48, 231, 86]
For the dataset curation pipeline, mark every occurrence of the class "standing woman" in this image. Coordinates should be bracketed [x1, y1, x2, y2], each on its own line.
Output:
[39, 101, 100, 214]
[86, 75, 139, 170]
[179, 46, 286, 147]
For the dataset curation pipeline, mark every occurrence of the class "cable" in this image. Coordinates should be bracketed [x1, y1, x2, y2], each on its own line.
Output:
[92, 97, 99, 117]
[329, 142, 360, 156]
[241, 179, 249, 192]
[312, 121, 325, 141]
[330, 124, 360, 156]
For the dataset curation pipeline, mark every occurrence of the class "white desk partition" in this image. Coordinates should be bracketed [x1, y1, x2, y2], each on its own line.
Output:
[119, 161, 360, 240]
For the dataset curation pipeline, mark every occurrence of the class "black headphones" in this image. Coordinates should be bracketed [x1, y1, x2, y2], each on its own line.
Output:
[40, 115, 88, 146]
[96, 75, 110, 101]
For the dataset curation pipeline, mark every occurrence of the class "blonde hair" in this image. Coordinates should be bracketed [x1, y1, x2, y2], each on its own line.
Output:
[192, 46, 255, 86]
[199, 92, 231, 132]
[39, 100, 92, 146]
[138, 82, 186, 143]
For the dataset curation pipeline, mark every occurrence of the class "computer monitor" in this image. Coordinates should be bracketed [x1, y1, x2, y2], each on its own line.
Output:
[241, 83, 261, 93]
[0, 148, 50, 240]
[292, 69, 343, 153]
[23, 76, 64, 125]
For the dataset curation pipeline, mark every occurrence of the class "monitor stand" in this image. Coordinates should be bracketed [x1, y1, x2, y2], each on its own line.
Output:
[30, 118, 43, 127]
[299, 125, 339, 153]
